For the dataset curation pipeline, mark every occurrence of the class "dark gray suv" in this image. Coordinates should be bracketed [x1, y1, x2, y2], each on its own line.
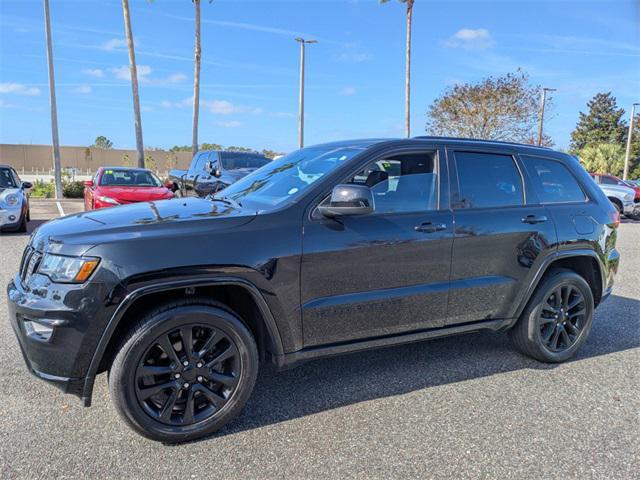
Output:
[8, 137, 620, 442]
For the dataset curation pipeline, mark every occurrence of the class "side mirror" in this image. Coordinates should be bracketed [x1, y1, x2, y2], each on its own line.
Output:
[164, 180, 174, 190]
[84, 180, 94, 188]
[317, 184, 374, 218]
[22, 181, 33, 190]
[205, 161, 222, 178]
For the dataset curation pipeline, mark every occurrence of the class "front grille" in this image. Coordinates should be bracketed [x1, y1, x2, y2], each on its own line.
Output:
[19, 246, 42, 284]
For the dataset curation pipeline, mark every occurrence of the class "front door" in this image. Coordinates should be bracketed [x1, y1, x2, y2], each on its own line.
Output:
[446, 149, 557, 325]
[300, 149, 454, 347]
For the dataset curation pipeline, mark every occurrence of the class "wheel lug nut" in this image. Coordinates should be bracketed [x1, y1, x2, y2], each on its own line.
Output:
[197, 376, 203, 382]
[183, 382, 190, 389]
[196, 362, 203, 368]
[183, 360, 189, 366]
[174, 373, 181, 379]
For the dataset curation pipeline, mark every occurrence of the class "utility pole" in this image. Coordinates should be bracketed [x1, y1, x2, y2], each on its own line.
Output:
[44, 0, 63, 199]
[623, 103, 639, 180]
[537, 87, 556, 146]
[295, 38, 317, 149]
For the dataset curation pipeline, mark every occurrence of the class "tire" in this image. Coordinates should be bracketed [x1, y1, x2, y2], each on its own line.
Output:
[509, 268, 594, 363]
[109, 298, 258, 443]
[16, 211, 27, 233]
[609, 198, 623, 213]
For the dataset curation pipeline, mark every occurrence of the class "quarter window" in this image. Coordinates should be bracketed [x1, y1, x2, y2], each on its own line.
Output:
[522, 156, 586, 203]
[454, 152, 523, 208]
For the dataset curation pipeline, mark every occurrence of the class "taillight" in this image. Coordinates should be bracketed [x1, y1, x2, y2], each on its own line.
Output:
[609, 209, 620, 228]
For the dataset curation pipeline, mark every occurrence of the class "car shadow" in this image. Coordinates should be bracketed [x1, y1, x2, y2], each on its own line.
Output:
[1, 219, 48, 237]
[173, 293, 639, 445]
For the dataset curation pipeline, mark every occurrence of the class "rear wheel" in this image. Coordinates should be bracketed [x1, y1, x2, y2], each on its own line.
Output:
[509, 269, 594, 363]
[109, 299, 258, 443]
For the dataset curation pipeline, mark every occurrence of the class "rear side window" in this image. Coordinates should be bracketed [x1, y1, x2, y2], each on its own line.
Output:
[599, 176, 619, 185]
[454, 151, 523, 208]
[522, 156, 586, 204]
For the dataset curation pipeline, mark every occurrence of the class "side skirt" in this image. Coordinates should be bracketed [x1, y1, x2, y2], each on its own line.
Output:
[271, 318, 513, 370]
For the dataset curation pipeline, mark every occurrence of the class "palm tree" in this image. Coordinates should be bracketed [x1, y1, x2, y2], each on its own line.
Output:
[380, 0, 414, 138]
[43, 0, 63, 198]
[121, 0, 145, 167]
[191, 0, 202, 159]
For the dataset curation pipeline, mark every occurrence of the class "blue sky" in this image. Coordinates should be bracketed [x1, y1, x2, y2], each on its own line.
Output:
[1, 0, 639, 153]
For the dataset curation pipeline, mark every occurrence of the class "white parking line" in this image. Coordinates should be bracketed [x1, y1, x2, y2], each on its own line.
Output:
[56, 201, 65, 216]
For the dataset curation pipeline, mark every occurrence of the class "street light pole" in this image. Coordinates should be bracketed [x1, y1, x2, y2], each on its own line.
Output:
[623, 103, 639, 180]
[537, 87, 556, 146]
[295, 38, 317, 149]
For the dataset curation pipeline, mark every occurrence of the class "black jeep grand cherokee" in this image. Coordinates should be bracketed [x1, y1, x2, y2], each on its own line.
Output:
[8, 137, 619, 442]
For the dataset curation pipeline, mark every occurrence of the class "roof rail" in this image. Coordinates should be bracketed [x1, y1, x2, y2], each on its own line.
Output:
[412, 136, 553, 150]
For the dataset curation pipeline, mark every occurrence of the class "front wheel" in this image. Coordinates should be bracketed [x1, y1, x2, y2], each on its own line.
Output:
[509, 269, 594, 363]
[109, 299, 258, 443]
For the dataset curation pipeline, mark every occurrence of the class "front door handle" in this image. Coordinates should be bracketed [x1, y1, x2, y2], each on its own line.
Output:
[521, 214, 548, 224]
[415, 222, 447, 233]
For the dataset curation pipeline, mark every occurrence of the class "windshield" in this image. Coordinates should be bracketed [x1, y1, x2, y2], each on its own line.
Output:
[0, 168, 17, 188]
[216, 146, 365, 210]
[100, 169, 162, 187]
[221, 154, 270, 170]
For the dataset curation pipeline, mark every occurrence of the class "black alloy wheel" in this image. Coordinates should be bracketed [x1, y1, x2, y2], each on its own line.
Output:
[109, 299, 258, 442]
[134, 324, 240, 426]
[537, 285, 587, 353]
[509, 268, 594, 363]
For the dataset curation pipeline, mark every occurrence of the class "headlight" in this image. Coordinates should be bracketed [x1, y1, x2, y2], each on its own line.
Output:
[97, 196, 120, 205]
[624, 193, 633, 201]
[38, 254, 100, 283]
[5, 194, 19, 207]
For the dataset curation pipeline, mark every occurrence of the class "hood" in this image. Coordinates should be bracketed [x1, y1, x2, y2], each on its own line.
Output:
[96, 186, 172, 202]
[30, 197, 256, 254]
[599, 184, 635, 196]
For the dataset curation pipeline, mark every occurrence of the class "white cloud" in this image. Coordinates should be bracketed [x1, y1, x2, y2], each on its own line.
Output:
[0, 83, 41, 96]
[202, 99, 262, 115]
[73, 85, 92, 94]
[215, 120, 243, 128]
[336, 51, 373, 63]
[111, 65, 152, 82]
[443, 28, 495, 50]
[101, 38, 127, 51]
[340, 86, 356, 96]
[82, 68, 105, 78]
[269, 111, 296, 118]
[167, 73, 187, 84]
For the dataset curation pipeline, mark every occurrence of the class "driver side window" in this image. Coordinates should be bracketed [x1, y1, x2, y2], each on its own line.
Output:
[348, 152, 438, 214]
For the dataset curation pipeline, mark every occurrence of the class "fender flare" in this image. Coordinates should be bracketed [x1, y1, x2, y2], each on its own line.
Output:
[80, 276, 284, 406]
[509, 249, 607, 323]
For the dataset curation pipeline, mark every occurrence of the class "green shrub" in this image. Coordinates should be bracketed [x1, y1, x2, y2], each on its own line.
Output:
[29, 180, 55, 198]
[62, 180, 85, 198]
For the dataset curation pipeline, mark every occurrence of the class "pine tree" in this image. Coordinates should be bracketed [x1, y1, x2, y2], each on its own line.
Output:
[570, 92, 626, 152]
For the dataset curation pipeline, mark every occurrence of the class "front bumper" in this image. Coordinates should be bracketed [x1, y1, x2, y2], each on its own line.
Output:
[622, 200, 639, 216]
[0, 205, 23, 230]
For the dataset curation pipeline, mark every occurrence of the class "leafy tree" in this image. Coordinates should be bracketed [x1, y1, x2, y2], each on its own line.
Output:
[92, 136, 113, 149]
[170, 145, 192, 152]
[144, 154, 157, 171]
[261, 149, 284, 159]
[200, 143, 223, 151]
[225, 146, 255, 153]
[570, 92, 625, 152]
[425, 71, 552, 145]
[576, 143, 625, 176]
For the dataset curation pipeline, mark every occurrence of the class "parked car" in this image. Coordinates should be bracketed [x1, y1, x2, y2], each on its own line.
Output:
[590, 172, 640, 201]
[588, 173, 639, 218]
[0, 164, 31, 233]
[169, 150, 270, 197]
[9, 137, 620, 442]
[84, 167, 174, 210]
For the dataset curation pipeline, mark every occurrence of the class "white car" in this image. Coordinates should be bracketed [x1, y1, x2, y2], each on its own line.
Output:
[590, 179, 637, 217]
[0, 164, 31, 233]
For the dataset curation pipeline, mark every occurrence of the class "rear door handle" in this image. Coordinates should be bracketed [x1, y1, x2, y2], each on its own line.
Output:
[415, 222, 447, 233]
[521, 214, 548, 224]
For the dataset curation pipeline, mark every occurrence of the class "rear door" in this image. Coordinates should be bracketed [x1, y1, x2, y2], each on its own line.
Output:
[445, 147, 557, 326]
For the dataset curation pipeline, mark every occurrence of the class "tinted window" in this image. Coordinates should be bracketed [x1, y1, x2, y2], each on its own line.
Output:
[0, 168, 17, 188]
[345, 153, 438, 214]
[523, 156, 586, 203]
[454, 152, 523, 208]
[194, 153, 210, 173]
[599, 176, 618, 185]
[221, 153, 269, 170]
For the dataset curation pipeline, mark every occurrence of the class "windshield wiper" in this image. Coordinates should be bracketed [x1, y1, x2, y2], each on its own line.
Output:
[207, 195, 242, 209]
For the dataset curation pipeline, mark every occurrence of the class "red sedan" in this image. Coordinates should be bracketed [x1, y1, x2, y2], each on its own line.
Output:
[84, 167, 175, 210]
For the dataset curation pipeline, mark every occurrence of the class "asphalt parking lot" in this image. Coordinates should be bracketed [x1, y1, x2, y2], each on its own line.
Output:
[1, 200, 638, 479]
